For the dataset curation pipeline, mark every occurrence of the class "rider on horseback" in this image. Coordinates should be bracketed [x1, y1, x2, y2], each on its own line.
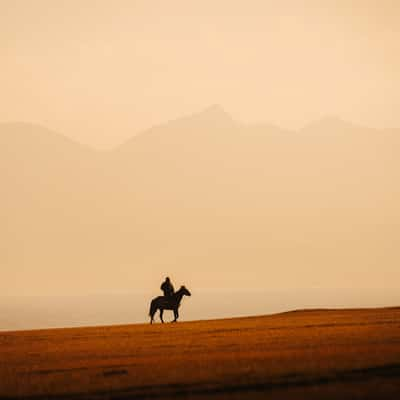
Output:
[150, 283, 191, 323]
[161, 277, 175, 298]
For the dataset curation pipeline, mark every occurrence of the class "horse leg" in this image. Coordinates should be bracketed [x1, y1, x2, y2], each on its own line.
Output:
[160, 309, 164, 323]
[173, 308, 179, 322]
[149, 300, 157, 324]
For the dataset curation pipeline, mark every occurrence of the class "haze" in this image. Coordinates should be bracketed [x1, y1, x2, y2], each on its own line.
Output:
[1, 1, 400, 329]
[1, 0, 400, 148]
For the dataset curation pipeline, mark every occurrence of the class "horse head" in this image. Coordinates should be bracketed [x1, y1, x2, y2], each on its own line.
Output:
[179, 285, 191, 297]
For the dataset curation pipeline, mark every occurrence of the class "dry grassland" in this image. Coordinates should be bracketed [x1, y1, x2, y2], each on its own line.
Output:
[1, 308, 400, 399]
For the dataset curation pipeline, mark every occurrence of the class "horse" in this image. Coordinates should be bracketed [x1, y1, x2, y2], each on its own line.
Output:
[149, 286, 191, 324]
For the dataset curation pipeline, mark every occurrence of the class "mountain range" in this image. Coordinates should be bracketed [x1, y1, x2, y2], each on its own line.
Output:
[1, 106, 400, 296]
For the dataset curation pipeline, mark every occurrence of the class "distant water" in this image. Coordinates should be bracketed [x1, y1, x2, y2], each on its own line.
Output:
[1, 289, 399, 331]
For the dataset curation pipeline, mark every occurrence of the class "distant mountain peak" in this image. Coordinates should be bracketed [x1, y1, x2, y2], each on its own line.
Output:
[187, 104, 235, 125]
[201, 103, 228, 115]
[302, 115, 358, 133]
[0, 121, 92, 151]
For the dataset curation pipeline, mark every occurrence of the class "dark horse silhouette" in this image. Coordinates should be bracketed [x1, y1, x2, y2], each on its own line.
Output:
[149, 286, 191, 324]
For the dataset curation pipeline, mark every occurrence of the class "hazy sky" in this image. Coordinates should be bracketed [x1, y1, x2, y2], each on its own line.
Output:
[1, 0, 400, 148]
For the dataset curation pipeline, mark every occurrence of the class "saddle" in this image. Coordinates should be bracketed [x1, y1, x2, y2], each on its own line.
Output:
[161, 294, 175, 305]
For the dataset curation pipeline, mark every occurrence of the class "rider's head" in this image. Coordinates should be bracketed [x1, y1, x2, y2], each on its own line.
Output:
[166, 277, 170, 282]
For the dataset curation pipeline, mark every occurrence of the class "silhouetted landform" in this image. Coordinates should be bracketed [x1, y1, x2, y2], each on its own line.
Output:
[1, 307, 400, 399]
[1, 109, 400, 295]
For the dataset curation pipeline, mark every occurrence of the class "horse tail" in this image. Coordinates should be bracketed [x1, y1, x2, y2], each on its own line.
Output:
[149, 299, 157, 316]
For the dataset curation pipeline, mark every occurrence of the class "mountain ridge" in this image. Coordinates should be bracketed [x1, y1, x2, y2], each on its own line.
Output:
[3, 106, 397, 152]
[1, 107, 400, 296]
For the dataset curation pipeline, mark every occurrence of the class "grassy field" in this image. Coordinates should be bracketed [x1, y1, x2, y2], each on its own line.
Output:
[1, 307, 400, 399]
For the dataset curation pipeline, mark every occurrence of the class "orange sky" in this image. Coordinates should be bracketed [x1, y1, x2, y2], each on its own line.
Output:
[1, 0, 400, 148]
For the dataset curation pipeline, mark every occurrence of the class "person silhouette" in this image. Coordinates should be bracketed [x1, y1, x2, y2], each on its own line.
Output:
[161, 277, 175, 298]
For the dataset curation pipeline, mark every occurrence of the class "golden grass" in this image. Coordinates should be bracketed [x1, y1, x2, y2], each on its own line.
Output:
[1, 308, 400, 399]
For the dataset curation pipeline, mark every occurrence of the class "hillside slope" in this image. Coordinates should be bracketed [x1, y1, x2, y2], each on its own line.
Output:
[1, 307, 400, 399]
